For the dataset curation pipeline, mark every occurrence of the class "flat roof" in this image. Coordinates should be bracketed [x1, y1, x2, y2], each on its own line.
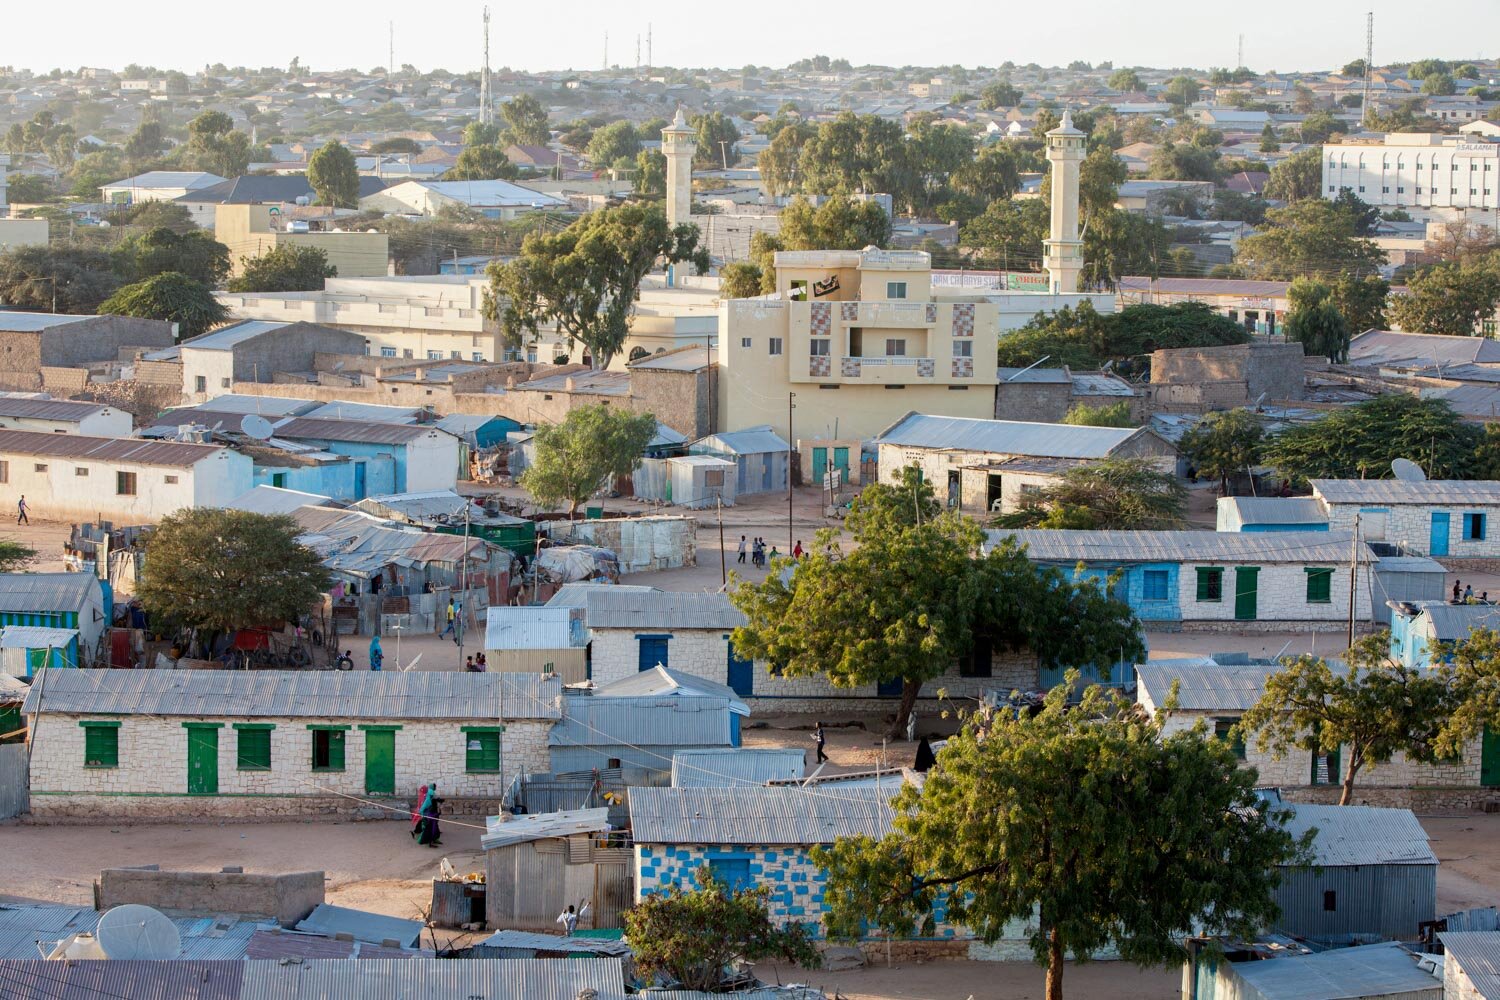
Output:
[0, 312, 95, 333]
[877, 413, 1152, 460]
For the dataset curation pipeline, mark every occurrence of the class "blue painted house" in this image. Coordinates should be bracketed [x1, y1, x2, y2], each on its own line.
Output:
[1312, 479, 1500, 559]
[1389, 600, 1494, 668]
[269, 417, 460, 497]
[1216, 497, 1329, 533]
[0, 574, 107, 671]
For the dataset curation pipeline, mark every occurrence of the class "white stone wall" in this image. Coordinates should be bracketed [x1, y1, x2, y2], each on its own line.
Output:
[1175, 560, 1372, 624]
[1448, 954, 1488, 1000]
[1327, 501, 1500, 558]
[590, 627, 1035, 706]
[29, 713, 551, 810]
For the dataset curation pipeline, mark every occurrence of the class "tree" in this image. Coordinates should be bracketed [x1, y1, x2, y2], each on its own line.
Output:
[1264, 395, 1480, 483]
[1060, 400, 1134, 427]
[951, 142, 1027, 204]
[446, 145, 519, 181]
[1286, 298, 1350, 363]
[124, 120, 168, 165]
[624, 868, 819, 992]
[797, 112, 907, 201]
[5, 174, 54, 203]
[1163, 75, 1201, 108]
[138, 509, 329, 639]
[463, 121, 502, 147]
[501, 94, 550, 146]
[185, 110, 251, 178]
[1179, 408, 1265, 494]
[1342, 58, 1368, 77]
[1235, 200, 1386, 279]
[227, 244, 336, 293]
[100, 272, 227, 339]
[633, 148, 666, 197]
[718, 262, 765, 299]
[307, 140, 360, 208]
[993, 458, 1186, 530]
[0, 242, 120, 313]
[1331, 187, 1382, 236]
[691, 111, 739, 169]
[1240, 634, 1454, 805]
[1259, 122, 1281, 153]
[1261, 148, 1322, 204]
[1422, 72, 1457, 96]
[585, 121, 640, 168]
[815, 680, 1300, 1000]
[370, 137, 422, 155]
[980, 80, 1023, 109]
[489, 203, 708, 368]
[995, 300, 1248, 372]
[1329, 273, 1390, 334]
[726, 194, 891, 294]
[520, 404, 657, 516]
[113, 227, 231, 286]
[731, 468, 1143, 735]
[1147, 141, 1219, 182]
[1387, 258, 1500, 336]
[960, 197, 1047, 270]
[1107, 68, 1144, 92]
[756, 121, 814, 196]
[1207, 190, 1268, 225]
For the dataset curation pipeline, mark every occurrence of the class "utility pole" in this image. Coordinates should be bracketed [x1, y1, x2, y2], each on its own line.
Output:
[716, 493, 726, 587]
[603, 32, 608, 71]
[1346, 512, 1361, 650]
[636, 35, 641, 75]
[1237, 34, 1244, 70]
[388, 21, 395, 80]
[457, 499, 471, 667]
[718, 140, 730, 170]
[647, 23, 653, 70]
[787, 392, 795, 553]
[480, 6, 492, 127]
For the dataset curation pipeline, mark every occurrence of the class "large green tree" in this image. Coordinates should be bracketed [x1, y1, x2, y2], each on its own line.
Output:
[1264, 394, 1480, 483]
[227, 244, 336, 293]
[1179, 408, 1265, 494]
[446, 145, 519, 181]
[113, 227, 231, 286]
[585, 121, 640, 168]
[814, 681, 1301, 1000]
[1239, 633, 1455, 805]
[1147, 141, 1220, 182]
[960, 197, 1048, 271]
[797, 112, 907, 201]
[307, 140, 361, 208]
[487, 202, 709, 368]
[723, 194, 891, 296]
[185, 110, 252, 178]
[980, 80, 1023, 108]
[1107, 68, 1144, 92]
[1262, 148, 1323, 203]
[501, 94, 551, 146]
[1286, 298, 1350, 363]
[99, 272, 227, 339]
[755, 121, 815, 197]
[520, 403, 658, 516]
[691, 111, 740, 169]
[1387, 258, 1500, 336]
[1235, 200, 1386, 279]
[995, 300, 1249, 372]
[138, 509, 330, 637]
[633, 149, 666, 197]
[624, 869, 820, 992]
[0, 243, 120, 313]
[993, 458, 1186, 530]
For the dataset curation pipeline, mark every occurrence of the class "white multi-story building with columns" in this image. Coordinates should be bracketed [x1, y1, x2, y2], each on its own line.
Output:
[1321, 133, 1500, 226]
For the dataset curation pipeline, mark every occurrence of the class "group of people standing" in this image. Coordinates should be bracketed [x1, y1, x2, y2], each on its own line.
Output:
[737, 536, 807, 568]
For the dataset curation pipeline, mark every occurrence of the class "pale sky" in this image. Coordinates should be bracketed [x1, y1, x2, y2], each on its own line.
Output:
[6, 0, 1496, 76]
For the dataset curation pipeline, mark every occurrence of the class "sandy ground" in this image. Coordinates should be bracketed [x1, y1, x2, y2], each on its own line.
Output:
[752, 959, 1178, 1000]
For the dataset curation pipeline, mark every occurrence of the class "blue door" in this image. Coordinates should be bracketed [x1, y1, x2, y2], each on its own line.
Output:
[638, 636, 669, 672]
[354, 461, 368, 499]
[1431, 512, 1451, 556]
[727, 639, 754, 697]
[811, 448, 827, 484]
[833, 447, 850, 483]
[707, 858, 753, 893]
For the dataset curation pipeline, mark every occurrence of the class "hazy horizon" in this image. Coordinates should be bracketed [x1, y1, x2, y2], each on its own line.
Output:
[6, 0, 1496, 79]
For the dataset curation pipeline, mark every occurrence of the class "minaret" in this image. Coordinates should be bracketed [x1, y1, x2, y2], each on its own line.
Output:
[1043, 109, 1086, 295]
[661, 107, 696, 229]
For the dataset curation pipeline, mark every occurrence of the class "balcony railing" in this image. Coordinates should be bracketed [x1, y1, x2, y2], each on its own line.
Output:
[839, 356, 937, 379]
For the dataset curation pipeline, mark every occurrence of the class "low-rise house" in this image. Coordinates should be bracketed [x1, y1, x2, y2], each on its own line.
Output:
[270, 417, 460, 495]
[1311, 479, 1500, 560]
[178, 320, 367, 403]
[993, 529, 1375, 631]
[98, 170, 226, 205]
[1216, 497, 1328, 533]
[0, 430, 252, 524]
[1389, 600, 1495, 669]
[671, 747, 807, 788]
[359, 178, 568, 219]
[1185, 940, 1440, 1000]
[876, 413, 1175, 514]
[174, 174, 391, 230]
[481, 808, 633, 931]
[0, 573, 107, 668]
[0, 396, 131, 437]
[1440, 931, 1500, 999]
[23, 670, 560, 819]
[484, 606, 588, 683]
[216, 204, 390, 279]
[992, 366, 1141, 424]
[689, 426, 790, 497]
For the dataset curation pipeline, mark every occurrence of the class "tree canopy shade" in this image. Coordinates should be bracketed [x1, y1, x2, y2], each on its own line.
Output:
[137, 508, 330, 636]
[1179, 408, 1265, 495]
[1107, 68, 1144, 92]
[445, 145, 519, 181]
[1239, 633, 1455, 805]
[112, 227, 231, 286]
[633, 149, 666, 197]
[1285, 299, 1350, 364]
[520, 404, 658, 516]
[730, 468, 1144, 735]
[501, 94, 550, 146]
[227, 244, 337, 293]
[691, 111, 740, 169]
[623, 868, 820, 992]
[585, 121, 641, 168]
[99, 272, 227, 339]
[814, 681, 1302, 1000]
[307, 140, 361, 208]
[1387, 257, 1500, 336]
[981, 80, 1024, 108]
[1437, 627, 1500, 757]
[1234, 200, 1387, 279]
[185, 109, 252, 178]
[993, 458, 1186, 531]
[0, 243, 120, 313]
[486, 202, 708, 369]
[1059, 400, 1134, 427]
[994, 300, 1249, 373]
[1262, 148, 1324, 204]
[1264, 395, 1481, 483]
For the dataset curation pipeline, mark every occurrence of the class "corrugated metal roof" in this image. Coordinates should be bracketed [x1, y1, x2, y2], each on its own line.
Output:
[545, 583, 659, 610]
[179, 321, 292, 352]
[1312, 479, 1500, 506]
[0, 960, 245, 999]
[22, 669, 561, 720]
[225, 486, 334, 515]
[1228, 941, 1440, 1000]
[1282, 804, 1438, 867]
[301, 401, 421, 424]
[1134, 660, 1288, 712]
[1348, 330, 1500, 368]
[1375, 556, 1447, 574]
[1220, 497, 1328, 526]
[242, 929, 419, 961]
[410, 179, 568, 207]
[518, 369, 631, 396]
[630, 787, 894, 845]
[0, 625, 78, 649]
[0, 573, 99, 614]
[0, 397, 112, 421]
[273, 417, 440, 445]
[552, 695, 734, 749]
[649, 422, 689, 448]
[594, 666, 749, 714]
[1415, 601, 1500, 640]
[584, 590, 745, 630]
[240, 957, 626, 1000]
[989, 528, 1373, 565]
[671, 748, 807, 788]
[485, 607, 579, 650]
[191, 395, 320, 417]
[479, 807, 613, 850]
[475, 929, 632, 955]
[0, 312, 94, 332]
[1439, 931, 1500, 997]
[875, 413, 1152, 459]
[294, 905, 422, 947]
[693, 425, 789, 456]
[997, 367, 1070, 384]
[0, 429, 226, 468]
[1068, 372, 1137, 397]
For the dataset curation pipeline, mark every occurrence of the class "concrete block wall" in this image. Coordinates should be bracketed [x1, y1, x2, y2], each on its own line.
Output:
[97, 868, 325, 926]
[1172, 560, 1372, 624]
[28, 713, 551, 819]
[1327, 502, 1500, 558]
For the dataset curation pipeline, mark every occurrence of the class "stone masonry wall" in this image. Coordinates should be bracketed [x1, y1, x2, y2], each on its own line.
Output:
[29, 713, 550, 819]
[1327, 502, 1500, 559]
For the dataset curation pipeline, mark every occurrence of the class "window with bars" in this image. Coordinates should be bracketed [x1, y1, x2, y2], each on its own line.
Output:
[1196, 567, 1223, 602]
[311, 728, 345, 771]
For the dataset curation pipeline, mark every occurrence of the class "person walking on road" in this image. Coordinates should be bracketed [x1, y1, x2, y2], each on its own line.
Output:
[16, 496, 28, 525]
[812, 721, 828, 764]
[368, 635, 383, 672]
[440, 599, 457, 640]
[737, 535, 747, 564]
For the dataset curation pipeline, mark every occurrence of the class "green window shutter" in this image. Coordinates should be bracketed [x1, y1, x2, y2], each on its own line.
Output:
[329, 730, 345, 771]
[82, 723, 119, 768]
[466, 731, 501, 773]
[1196, 568, 1222, 602]
[1214, 717, 1246, 760]
[1305, 568, 1333, 603]
[311, 729, 346, 771]
[237, 728, 272, 770]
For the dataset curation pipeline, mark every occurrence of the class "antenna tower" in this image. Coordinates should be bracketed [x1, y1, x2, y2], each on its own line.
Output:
[647, 23, 653, 70]
[1237, 34, 1244, 70]
[388, 22, 394, 79]
[603, 32, 609, 71]
[636, 35, 641, 73]
[480, 6, 492, 126]
[1363, 11, 1375, 122]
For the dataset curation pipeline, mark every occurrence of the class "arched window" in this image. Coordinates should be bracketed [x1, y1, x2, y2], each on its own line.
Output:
[629, 346, 649, 362]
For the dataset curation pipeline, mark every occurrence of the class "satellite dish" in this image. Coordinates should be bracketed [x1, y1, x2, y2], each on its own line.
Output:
[402, 652, 423, 672]
[1392, 458, 1428, 483]
[240, 414, 275, 441]
[1252, 391, 1268, 413]
[95, 905, 181, 960]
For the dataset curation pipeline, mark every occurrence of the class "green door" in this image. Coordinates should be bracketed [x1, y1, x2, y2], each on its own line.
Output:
[811, 447, 827, 484]
[1483, 726, 1500, 788]
[833, 447, 850, 481]
[365, 729, 396, 796]
[1234, 567, 1259, 621]
[186, 726, 219, 795]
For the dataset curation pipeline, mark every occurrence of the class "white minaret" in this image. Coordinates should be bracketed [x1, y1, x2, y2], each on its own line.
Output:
[661, 107, 696, 229]
[1043, 109, 1086, 295]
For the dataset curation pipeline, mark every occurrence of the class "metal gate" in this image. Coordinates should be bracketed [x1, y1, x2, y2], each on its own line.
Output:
[593, 858, 634, 929]
[0, 744, 26, 819]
